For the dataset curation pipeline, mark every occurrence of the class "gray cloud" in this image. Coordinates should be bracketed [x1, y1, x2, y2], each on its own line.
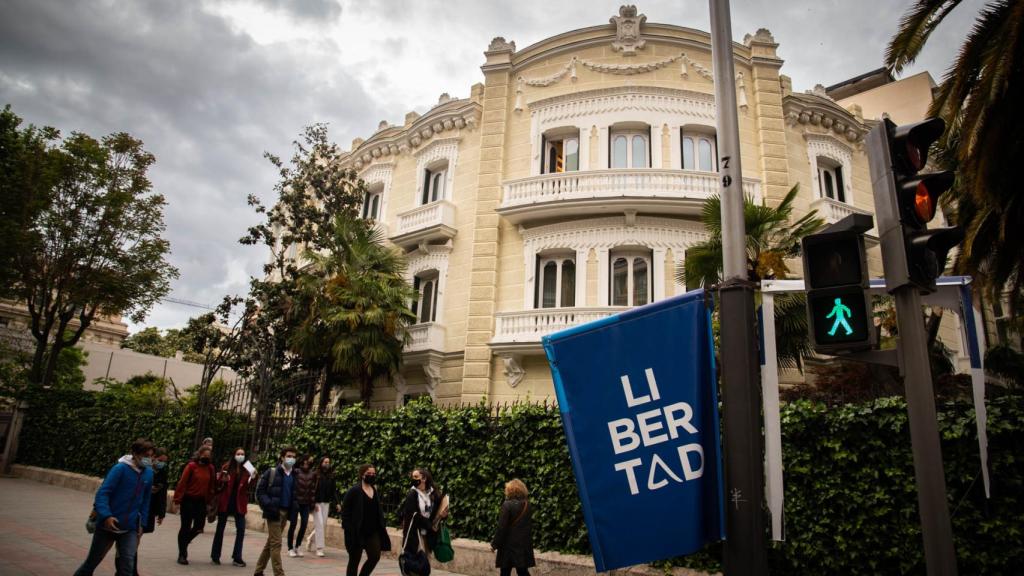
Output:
[0, 0, 981, 331]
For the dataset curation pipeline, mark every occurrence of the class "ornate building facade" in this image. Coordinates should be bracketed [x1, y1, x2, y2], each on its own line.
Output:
[336, 6, 929, 406]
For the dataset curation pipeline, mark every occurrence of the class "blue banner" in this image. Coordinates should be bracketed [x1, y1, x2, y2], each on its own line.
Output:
[543, 289, 724, 572]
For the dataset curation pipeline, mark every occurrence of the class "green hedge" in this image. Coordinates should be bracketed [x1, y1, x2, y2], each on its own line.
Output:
[16, 389, 1023, 574]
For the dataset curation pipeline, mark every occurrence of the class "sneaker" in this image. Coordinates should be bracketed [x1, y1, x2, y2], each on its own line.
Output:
[177, 556, 189, 565]
[212, 558, 221, 565]
[315, 549, 325, 558]
[287, 549, 297, 558]
[233, 559, 246, 567]
[295, 548, 304, 558]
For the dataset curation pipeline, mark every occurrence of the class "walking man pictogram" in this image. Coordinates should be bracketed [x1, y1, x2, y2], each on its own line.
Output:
[826, 298, 853, 336]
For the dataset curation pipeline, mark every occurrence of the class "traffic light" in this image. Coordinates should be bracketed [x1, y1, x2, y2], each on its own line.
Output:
[867, 117, 964, 294]
[802, 213, 876, 354]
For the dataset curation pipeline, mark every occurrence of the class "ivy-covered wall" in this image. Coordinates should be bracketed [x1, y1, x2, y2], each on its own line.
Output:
[16, 388, 1023, 574]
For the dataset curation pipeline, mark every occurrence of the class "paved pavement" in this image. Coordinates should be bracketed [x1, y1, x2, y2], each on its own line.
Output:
[0, 477, 468, 576]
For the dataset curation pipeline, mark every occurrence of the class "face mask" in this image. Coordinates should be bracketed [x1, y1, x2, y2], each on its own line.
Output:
[322, 463, 331, 470]
[411, 479, 421, 488]
[283, 457, 296, 468]
[140, 457, 153, 468]
[200, 457, 210, 464]
[363, 475, 377, 485]
[155, 461, 167, 470]
[235, 455, 245, 463]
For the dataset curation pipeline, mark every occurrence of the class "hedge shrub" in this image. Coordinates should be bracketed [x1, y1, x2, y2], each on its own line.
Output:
[16, 388, 1023, 574]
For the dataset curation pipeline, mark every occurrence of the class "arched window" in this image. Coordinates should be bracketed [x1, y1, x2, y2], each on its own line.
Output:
[362, 187, 382, 220]
[681, 128, 718, 171]
[542, 130, 580, 173]
[421, 161, 448, 205]
[609, 250, 652, 306]
[536, 255, 576, 308]
[610, 128, 650, 168]
[412, 271, 440, 323]
[817, 156, 846, 203]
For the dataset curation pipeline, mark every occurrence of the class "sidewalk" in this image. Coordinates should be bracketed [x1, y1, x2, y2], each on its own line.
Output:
[0, 477, 468, 576]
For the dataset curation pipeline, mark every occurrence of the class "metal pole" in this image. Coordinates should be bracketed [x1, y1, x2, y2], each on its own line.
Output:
[709, 1, 768, 574]
[893, 286, 958, 575]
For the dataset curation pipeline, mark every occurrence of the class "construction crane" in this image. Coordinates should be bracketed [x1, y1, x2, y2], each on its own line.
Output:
[161, 297, 217, 311]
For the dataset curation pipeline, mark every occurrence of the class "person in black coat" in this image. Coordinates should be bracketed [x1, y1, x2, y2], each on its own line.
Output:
[491, 478, 535, 576]
[396, 467, 447, 556]
[341, 464, 392, 576]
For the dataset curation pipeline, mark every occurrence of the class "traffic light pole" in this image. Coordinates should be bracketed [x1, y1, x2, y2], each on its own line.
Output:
[893, 286, 958, 576]
[709, 1, 768, 574]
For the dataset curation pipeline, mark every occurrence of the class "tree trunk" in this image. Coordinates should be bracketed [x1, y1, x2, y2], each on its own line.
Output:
[41, 340, 65, 388]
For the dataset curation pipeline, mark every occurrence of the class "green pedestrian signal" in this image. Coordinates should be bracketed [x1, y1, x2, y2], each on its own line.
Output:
[801, 214, 876, 354]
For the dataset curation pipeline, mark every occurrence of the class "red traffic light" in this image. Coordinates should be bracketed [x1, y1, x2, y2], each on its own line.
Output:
[892, 117, 945, 174]
[901, 171, 954, 227]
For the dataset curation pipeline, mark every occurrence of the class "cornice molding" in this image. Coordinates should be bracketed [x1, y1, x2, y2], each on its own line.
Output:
[406, 242, 453, 279]
[783, 92, 869, 143]
[520, 215, 709, 253]
[529, 85, 716, 126]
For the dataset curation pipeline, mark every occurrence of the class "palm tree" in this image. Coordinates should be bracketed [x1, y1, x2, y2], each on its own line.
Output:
[886, 0, 1024, 313]
[290, 217, 416, 406]
[676, 184, 824, 369]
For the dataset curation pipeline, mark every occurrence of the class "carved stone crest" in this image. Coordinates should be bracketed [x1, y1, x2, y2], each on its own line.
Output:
[610, 5, 647, 56]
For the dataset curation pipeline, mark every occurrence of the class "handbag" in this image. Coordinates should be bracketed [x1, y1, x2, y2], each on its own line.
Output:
[433, 524, 454, 563]
[399, 516, 432, 576]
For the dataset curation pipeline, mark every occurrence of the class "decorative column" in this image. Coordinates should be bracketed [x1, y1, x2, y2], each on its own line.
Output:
[653, 247, 668, 301]
[575, 248, 589, 306]
[596, 248, 610, 305]
[460, 37, 516, 403]
[744, 29, 790, 204]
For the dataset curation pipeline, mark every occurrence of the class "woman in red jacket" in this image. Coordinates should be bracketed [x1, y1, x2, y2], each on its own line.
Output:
[211, 447, 252, 567]
[173, 445, 216, 565]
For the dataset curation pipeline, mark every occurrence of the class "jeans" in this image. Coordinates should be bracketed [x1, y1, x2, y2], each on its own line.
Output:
[211, 511, 245, 561]
[73, 526, 139, 576]
[287, 503, 310, 550]
[177, 496, 206, 558]
[256, 511, 286, 576]
[312, 502, 330, 550]
[346, 532, 381, 576]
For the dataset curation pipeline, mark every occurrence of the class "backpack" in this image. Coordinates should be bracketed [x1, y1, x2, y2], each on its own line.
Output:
[256, 467, 277, 504]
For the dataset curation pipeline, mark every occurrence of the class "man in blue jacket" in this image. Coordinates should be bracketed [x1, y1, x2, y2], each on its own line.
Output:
[74, 438, 155, 576]
[254, 446, 297, 576]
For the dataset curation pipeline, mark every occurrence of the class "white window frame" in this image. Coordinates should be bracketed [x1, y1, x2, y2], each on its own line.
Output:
[681, 129, 718, 172]
[422, 164, 447, 205]
[610, 130, 650, 169]
[816, 157, 846, 203]
[542, 131, 581, 174]
[413, 270, 440, 324]
[536, 254, 576, 309]
[609, 250, 653, 307]
[362, 187, 382, 220]
[806, 135, 854, 205]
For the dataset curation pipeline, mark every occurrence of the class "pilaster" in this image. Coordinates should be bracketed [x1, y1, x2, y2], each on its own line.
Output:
[745, 29, 791, 204]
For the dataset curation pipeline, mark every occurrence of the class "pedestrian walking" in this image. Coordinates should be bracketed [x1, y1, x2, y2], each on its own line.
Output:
[253, 446, 298, 576]
[211, 447, 253, 567]
[132, 447, 169, 576]
[490, 479, 535, 576]
[341, 464, 391, 576]
[397, 467, 447, 559]
[286, 454, 316, 557]
[174, 444, 217, 565]
[73, 438, 154, 576]
[308, 455, 339, 557]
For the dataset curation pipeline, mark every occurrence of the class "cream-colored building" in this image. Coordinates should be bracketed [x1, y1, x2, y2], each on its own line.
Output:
[334, 7, 963, 406]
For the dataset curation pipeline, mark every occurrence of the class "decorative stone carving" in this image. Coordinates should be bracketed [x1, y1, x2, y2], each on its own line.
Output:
[423, 363, 442, 397]
[438, 93, 452, 105]
[488, 37, 516, 52]
[610, 5, 647, 56]
[501, 354, 526, 388]
[406, 240, 452, 280]
[392, 373, 408, 407]
[514, 76, 524, 113]
[580, 52, 679, 75]
[736, 72, 749, 112]
[743, 28, 776, 46]
[521, 215, 709, 254]
[530, 86, 716, 129]
[806, 134, 854, 200]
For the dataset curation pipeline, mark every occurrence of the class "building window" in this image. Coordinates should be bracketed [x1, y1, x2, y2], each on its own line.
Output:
[609, 250, 652, 306]
[412, 272, 439, 323]
[421, 163, 447, 205]
[535, 256, 576, 308]
[610, 130, 650, 169]
[681, 130, 717, 171]
[542, 132, 580, 174]
[817, 157, 846, 203]
[362, 188, 382, 220]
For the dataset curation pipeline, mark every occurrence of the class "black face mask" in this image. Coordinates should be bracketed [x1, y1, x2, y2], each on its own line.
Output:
[200, 457, 210, 464]
[363, 475, 377, 485]
[411, 479, 421, 488]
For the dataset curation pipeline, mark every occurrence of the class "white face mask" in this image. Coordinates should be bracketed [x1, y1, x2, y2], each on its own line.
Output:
[235, 454, 245, 463]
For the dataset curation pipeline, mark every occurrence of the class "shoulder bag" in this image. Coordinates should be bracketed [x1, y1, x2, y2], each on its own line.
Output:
[399, 512, 432, 576]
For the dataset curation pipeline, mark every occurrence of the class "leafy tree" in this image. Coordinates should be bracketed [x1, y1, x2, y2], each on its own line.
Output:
[290, 216, 416, 406]
[676, 185, 824, 369]
[886, 0, 1024, 313]
[0, 106, 178, 387]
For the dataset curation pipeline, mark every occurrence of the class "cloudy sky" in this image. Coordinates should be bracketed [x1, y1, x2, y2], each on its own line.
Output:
[0, 0, 983, 333]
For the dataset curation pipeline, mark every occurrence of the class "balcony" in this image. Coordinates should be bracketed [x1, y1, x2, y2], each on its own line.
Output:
[405, 322, 446, 353]
[809, 197, 878, 239]
[391, 201, 457, 249]
[490, 307, 628, 354]
[498, 169, 762, 224]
